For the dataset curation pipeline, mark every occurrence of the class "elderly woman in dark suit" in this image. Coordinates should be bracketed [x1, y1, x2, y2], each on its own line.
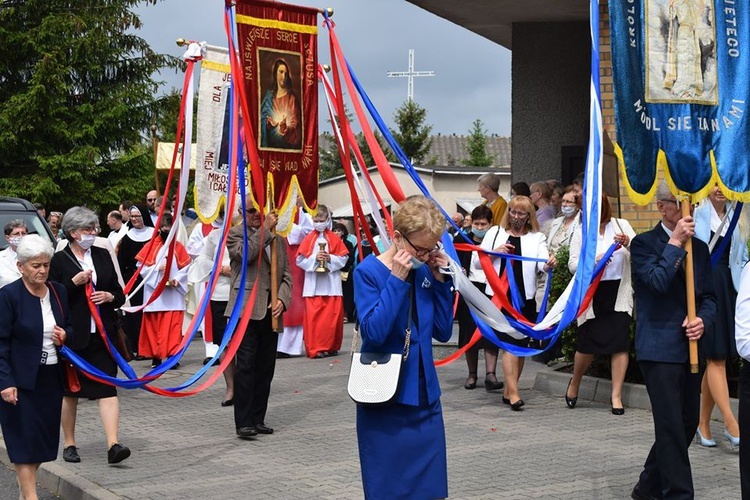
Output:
[49, 207, 131, 465]
[0, 235, 74, 500]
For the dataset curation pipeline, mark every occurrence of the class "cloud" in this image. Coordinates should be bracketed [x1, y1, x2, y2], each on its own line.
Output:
[135, 0, 511, 135]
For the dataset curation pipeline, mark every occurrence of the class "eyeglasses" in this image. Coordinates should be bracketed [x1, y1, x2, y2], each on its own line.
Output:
[49, 211, 63, 217]
[78, 227, 100, 235]
[509, 210, 528, 217]
[147, 198, 156, 202]
[401, 233, 440, 257]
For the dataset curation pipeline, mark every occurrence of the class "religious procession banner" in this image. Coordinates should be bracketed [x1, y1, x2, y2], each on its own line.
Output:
[235, 0, 319, 221]
[194, 45, 238, 222]
[609, 0, 750, 203]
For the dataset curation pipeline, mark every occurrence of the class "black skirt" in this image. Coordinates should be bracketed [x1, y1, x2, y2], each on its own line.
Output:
[64, 333, 117, 399]
[700, 260, 737, 360]
[577, 280, 630, 354]
[0, 364, 63, 463]
[457, 281, 498, 352]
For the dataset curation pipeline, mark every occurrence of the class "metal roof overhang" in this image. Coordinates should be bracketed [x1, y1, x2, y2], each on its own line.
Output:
[405, 0, 589, 49]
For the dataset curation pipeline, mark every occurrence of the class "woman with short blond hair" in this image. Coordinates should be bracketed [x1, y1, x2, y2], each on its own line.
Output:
[353, 195, 454, 499]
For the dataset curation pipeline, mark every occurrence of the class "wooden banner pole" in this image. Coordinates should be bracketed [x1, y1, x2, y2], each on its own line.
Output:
[681, 199, 699, 374]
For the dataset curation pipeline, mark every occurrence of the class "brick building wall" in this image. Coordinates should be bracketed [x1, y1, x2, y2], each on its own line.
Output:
[599, 1, 662, 233]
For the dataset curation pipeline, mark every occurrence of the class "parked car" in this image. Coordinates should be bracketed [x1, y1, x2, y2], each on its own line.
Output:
[0, 197, 56, 251]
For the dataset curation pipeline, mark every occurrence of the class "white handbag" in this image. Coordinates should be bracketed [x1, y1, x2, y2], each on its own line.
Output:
[347, 294, 412, 407]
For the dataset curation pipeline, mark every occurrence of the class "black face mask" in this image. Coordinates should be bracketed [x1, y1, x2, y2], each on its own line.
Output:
[159, 230, 170, 241]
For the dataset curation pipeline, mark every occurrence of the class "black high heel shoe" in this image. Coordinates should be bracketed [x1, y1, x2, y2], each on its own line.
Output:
[510, 399, 525, 411]
[484, 371, 504, 391]
[464, 372, 477, 390]
[565, 378, 578, 409]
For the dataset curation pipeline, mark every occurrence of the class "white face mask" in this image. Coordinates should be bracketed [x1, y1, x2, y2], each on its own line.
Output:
[77, 234, 96, 250]
[409, 255, 425, 269]
[8, 236, 22, 248]
[313, 221, 328, 233]
[561, 206, 578, 217]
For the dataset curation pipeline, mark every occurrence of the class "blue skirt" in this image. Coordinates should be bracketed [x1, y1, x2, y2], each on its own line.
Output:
[357, 398, 448, 500]
[0, 364, 63, 464]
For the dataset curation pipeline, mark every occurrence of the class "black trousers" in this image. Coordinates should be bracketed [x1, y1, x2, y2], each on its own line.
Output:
[739, 362, 750, 499]
[637, 361, 702, 500]
[233, 310, 278, 429]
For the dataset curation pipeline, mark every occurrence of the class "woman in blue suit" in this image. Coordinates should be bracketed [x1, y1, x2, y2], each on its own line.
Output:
[0, 235, 74, 500]
[353, 195, 454, 500]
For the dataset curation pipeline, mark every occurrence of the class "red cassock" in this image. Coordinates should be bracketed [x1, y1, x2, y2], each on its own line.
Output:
[135, 238, 192, 360]
[297, 230, 348, 357]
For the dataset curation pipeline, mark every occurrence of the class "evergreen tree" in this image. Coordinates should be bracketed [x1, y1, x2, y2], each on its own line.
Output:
[0, 0, 178, 211]
[389, 100, 433, 164]
[319, 101, 393, 180]
[463, 119, 494, 167]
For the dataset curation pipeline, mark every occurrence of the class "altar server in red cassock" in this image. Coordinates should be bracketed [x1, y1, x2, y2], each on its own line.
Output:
[296, 205, 349, 358]
[136, 213, 191, 366]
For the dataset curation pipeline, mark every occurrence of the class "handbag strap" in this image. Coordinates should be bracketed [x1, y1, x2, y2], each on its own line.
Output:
[48, 283, 65, 326]
[351, 288, 413, 361]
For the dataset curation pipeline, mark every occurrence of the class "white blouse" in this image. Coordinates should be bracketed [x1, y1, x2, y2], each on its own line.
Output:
[40, 291, 58, 365]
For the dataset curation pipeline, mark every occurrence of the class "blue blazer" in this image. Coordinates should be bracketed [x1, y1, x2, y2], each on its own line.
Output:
[353, 256, 454, 406]
[0, 280, 75, 391]
[631, 224, 717, 363]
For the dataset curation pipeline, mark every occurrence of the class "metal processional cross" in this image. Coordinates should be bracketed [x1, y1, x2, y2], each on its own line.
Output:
[387, 49, 435, 101]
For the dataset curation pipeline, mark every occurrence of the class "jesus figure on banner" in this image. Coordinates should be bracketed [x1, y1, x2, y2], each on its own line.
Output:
[260, 57, 302, 150]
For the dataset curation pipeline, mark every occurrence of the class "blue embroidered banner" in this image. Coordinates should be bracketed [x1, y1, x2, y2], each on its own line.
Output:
[610, 0, 750, 203]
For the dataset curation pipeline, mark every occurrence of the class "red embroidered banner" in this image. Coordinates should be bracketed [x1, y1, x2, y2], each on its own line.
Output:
[235, 0, 319, 216]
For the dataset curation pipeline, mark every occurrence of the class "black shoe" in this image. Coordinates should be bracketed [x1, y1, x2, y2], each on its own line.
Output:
[464, 372, 478, 390]
[134, 355, 148, 361]
[254, 424, 274, 435]
[63, 445, 81, 463]
[276, 352, 291, 359]
[612, 406, 625, 415]
[484, 372, 504, 391]
[510, 399, 525, 411]
[502, 396, 511, 405]
[169, 362, 180, 370]
[202, 357, 213, 366]
[221, 399, 234, 407]
[236, 426, 258, 439]
[328, 350, 339, 357]
[151, 359, 162, 368]
[565, 378, 578, 409]
[313, 352, 328, 359]
[107, 443, 131, 464]
[631, 482, 660, 500]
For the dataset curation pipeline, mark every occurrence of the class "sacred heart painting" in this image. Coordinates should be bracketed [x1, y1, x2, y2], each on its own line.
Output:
[257, 48, 304, 152]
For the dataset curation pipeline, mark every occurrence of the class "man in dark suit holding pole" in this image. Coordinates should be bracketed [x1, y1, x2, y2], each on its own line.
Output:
[226, 200, 292, 439]
[630, 181, 717, 499]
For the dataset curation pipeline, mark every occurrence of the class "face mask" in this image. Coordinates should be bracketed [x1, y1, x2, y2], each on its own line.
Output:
[159, 230, 170, 241]
[561, 206, 577, 217]
[472, 228, 488, 239]
[409, 255, 424, 269]
[510, 217, 526, 231]
[78, 234, 96, 250]
[8, 236, 22, 247]
[313, 222, 328, 233]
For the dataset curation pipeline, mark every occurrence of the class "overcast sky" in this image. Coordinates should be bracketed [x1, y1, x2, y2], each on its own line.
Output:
[136, 0, 512, 136]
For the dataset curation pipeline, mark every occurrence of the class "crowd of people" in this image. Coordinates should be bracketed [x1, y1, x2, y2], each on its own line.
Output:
[2, 173, 750, 499]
